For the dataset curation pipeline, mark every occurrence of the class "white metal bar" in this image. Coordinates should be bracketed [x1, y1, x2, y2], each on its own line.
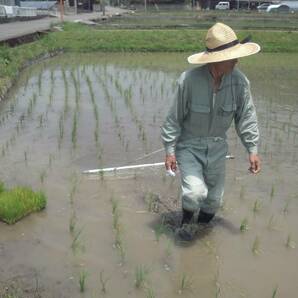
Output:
[82, 162, 165, 174]
[82, 155, 234, 175]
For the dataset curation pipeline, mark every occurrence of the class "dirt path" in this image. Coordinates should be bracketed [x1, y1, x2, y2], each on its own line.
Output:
[0, 6, 127, 42]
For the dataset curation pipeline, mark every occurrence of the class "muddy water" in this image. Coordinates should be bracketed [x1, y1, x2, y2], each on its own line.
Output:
[0, 52, 297, 297]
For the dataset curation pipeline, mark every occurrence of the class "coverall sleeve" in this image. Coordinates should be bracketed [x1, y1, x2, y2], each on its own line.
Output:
[161, 73, 188, 155]
[234, 79, 259, 155]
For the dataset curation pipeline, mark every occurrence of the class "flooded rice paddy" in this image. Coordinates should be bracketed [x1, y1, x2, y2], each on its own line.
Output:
[0, 52, 298, 297]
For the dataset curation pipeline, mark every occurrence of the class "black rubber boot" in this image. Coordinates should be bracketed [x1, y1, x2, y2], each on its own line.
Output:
[181, 209, 194, 226]
[197, 210, 215, 224]
[175, 209, 197, 242]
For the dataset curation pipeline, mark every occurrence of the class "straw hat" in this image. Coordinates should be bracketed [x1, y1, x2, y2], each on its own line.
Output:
[188, 22, 260, 64]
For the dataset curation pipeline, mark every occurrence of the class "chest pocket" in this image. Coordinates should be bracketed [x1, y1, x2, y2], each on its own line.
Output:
[189, 103, 210, 133]
[217, 103, 237, 130]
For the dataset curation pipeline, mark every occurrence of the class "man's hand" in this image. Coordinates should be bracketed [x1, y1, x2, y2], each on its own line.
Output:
[248, 154, 261, 174]
[165, 154, 177, 172]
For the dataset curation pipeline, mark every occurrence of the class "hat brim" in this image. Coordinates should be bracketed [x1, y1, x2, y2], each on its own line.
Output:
[187, 42, 261, 64]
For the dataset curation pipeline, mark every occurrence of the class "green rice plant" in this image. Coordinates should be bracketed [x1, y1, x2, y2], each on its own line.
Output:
[154, 222, 168, 242]
[178, 273, 193, 294]
[62, 69, 69, 115]
[71, 227, 84, 254]
[69, 211, 76, 234]
[24, 151, 28, 165]
[283, 199, 291, 214]
[272, 286, 278, 298]
[253, 199, 262, 213]
[71, 111, 78, 149]
[252, 236, 260, 255]
[286, 234, 296, 249]
[240, 218, 248, 232]
[267, 215, 277, 230]
[58, 113, 64, 149]
[48, 154, 53, 169]
[145, 286, 156, 298]
[39, 170, 47, 184]
[38, 114, 43, 128]
[0, 184, 46, 224]
[239, 185, 245, 200]
[99, 270, 109, 294]
[79, 270, 88, 293]
[270, 185, 275, 201]
[37, 71, 42, 94]
[135, 265, 149, 289]
[165, 239, 172, 258]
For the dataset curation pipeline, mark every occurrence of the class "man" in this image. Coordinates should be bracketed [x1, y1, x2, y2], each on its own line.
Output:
[161, 22, 261, 241]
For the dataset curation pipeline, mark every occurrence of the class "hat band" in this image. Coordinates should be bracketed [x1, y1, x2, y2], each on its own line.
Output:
[206, 39, 239, 53]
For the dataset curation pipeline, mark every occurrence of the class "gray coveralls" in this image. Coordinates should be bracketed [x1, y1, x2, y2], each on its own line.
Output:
[161, 65, 259, 214]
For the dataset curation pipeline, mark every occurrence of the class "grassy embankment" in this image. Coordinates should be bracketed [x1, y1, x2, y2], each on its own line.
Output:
[0, 181, 47, 224]
[0, 21, 298, 100]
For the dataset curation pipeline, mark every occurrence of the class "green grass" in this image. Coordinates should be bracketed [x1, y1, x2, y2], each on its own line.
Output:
[0, 182, 46, 224]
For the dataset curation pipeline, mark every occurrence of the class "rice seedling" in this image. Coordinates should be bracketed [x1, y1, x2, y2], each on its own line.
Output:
[286, 234, 296, 249]
[38, 114, 43, 128]
[37, 71, 42, 94]
[58, 113, 64, 149]
[135, 265, 149, 289]
[253, 199, 262, 213]
[71, 111, 78, 149]
[283, 199, 291, 214]
[71, 227, 84, 254]
[267, 215, 277, 230]
[240, 218, 248, 232]
[79, 270, 88, 293]
[69, 173, 78, 205]
[144, 192, 160, 213]
[239, 185, 245, 200]
[62, 69, 69, 116]
[272, 286, 278, 298]
[178, 273, 193, 294]
[252, 236, 260, 255]
[146, 286, 156, 298]
[270, 185, 275, 201]
[0, 183, 46, 224]
[24, 151, 28, 165]
[39, 170, 47, 184]
[70, 69, 80, 109]
[99, 270, 109, 294]
[48, 154, 54, 169]
[69, 211, 76, 234]
[165, 239, 172, 258]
